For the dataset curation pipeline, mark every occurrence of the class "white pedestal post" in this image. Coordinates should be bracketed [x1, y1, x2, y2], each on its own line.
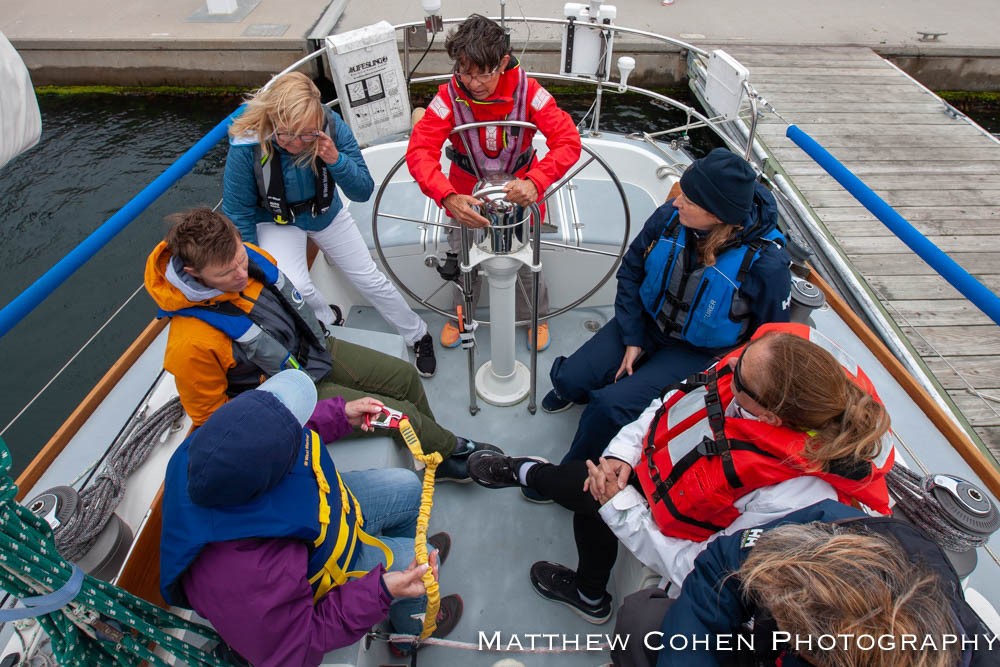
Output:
[474, 255, 530, 405]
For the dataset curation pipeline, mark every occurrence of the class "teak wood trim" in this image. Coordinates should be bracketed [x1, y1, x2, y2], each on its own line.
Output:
[15, 318, 168, 501]
[115, 484, 168, 608]
[808, 268, 1000, 498]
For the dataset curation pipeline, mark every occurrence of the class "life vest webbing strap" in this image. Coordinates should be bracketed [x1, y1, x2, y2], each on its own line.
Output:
[734, 241, 762, 284]
[247, 259, 321, 365]
[700, 368, 743, 489]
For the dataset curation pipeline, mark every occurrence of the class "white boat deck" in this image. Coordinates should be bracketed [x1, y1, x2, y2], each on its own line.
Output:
[725, 45, 1000, 459]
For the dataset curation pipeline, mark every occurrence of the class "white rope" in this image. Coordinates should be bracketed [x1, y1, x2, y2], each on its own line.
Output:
[383, 633, 610, 653]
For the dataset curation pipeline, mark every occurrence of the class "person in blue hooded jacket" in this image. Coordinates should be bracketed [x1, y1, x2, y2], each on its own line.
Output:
[540, 148, 792, 467]
[223, 71, 437, 377]
[160, 369, 463, 666]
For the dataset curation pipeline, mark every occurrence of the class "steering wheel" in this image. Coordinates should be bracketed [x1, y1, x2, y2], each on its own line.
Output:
[371, 120, 631, 325]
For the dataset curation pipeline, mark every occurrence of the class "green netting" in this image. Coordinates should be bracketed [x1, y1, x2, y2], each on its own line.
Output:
[0, 437, 232, 665]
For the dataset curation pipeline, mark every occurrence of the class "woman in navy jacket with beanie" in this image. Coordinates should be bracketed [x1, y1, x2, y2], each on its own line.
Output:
[544, 148, 792, 464]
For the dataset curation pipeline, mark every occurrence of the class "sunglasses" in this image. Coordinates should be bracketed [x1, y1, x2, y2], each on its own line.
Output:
[454, 65, 500, 84]
[732, 349, 764, 406]
[274, 131, 321, 144]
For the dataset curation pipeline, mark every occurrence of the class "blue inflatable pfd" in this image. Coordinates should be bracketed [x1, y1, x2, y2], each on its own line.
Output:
[638, 183, 784, 349]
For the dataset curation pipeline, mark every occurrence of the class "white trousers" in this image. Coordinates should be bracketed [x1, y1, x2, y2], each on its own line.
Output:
[257, 208, 428, 345]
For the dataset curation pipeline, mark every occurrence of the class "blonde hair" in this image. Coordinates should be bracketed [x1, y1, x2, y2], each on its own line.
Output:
[229, 71, 326, 169]
[697, 223, 741, 266]
[740, 522, 959, 667]
[751, 332, 890, 469]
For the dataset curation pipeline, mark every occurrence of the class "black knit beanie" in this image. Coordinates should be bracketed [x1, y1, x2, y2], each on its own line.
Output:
[678, 148, 756, 226]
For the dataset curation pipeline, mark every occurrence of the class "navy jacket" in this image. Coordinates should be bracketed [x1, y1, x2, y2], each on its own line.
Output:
[615, 186, 791, 350]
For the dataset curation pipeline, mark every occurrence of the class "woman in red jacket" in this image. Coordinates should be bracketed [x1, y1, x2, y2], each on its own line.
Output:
[406, 14, 582, 352]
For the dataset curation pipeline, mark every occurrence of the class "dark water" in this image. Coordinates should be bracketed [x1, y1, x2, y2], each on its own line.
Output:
[0, 94, 238, 477]
[0, 89, 996, 478]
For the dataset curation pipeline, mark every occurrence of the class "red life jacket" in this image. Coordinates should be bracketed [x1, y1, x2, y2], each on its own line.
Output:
[634, 322, 896, 542]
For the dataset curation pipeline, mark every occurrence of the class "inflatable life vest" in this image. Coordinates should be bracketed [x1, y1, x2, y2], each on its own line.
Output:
[447, 67, 535, 177]
[157, 245, 331, 392]
[638, 206, 785, 350]
[252, 117, 335, 224]
[160, 429, 391, 608]
[634, 322, 895, 541]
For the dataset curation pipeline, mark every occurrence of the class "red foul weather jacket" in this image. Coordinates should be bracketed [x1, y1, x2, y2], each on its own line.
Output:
[406, 62, 581, 207]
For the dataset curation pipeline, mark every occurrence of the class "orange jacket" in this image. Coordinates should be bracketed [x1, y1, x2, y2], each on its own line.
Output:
[144, 241, 273, 427]
[406, 63, 581, 206]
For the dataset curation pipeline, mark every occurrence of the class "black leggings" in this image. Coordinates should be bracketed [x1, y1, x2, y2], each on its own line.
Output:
[525, 460, 625, 599]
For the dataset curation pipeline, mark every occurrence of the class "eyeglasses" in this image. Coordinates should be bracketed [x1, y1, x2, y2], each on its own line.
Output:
[274, 131, 321, 144]
[454, 65, 500, 84]
[732, 349, 764, 406]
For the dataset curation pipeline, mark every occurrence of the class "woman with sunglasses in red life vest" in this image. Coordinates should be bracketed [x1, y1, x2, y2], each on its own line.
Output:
[467, 322, 895, 624]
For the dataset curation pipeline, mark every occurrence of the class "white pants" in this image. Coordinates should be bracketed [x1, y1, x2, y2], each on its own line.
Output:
[257, 208, 428, 345]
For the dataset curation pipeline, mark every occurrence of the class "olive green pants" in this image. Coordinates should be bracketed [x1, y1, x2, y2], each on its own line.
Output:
[317, 336, 456, 457]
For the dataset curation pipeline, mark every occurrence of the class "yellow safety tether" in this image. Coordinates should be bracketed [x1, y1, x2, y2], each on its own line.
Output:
[396, 417, 443, 640]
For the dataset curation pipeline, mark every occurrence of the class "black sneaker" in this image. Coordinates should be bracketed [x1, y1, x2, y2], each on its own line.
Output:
[414, 332, 436, 378]
[541, 389, 573, 414]
[435, 440, 503, 483]
[529, 561, 612, 625]
[427, 531, 451, 566]
[467, 451, 548, 489]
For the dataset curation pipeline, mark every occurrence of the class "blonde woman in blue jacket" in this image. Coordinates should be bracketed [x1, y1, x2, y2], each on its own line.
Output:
[223, 72, 437, 376]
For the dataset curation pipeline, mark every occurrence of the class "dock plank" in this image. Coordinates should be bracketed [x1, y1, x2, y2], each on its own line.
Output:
[823, 218, 1000, 238]
[769, 145, 1000, 162]
[876, 299, 996, 327]
[866, 275, 1000, 301]
[902, 325, 1000, 357]
[803, 190, 1000, 208]
[778, 162, 1000, 176]
[947, 392, 1000, 426]
[926, 357, 1000, 390]
[792, 174, 1000, 190]
[816, 206, 1000, 222]
[851, 253, 998, 275]
[838, 236, 1000, 255]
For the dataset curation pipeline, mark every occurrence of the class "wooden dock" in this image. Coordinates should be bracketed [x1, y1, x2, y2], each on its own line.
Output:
[725, 46, 1000, 458]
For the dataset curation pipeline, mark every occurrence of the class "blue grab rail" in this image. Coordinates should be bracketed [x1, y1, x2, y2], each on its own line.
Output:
[786, 124, 1000, 327]
[0, 106, 245, 339]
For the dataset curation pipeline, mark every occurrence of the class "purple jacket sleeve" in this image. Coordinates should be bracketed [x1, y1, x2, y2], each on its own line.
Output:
[183, 538, 391, 667]
[305, 396, 354, 443]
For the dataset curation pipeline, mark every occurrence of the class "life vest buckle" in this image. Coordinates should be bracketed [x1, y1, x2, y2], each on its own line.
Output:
[696, 436, 723, 457]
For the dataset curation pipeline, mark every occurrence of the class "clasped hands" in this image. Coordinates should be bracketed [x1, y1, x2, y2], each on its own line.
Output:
[583, 457, 633, 505]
